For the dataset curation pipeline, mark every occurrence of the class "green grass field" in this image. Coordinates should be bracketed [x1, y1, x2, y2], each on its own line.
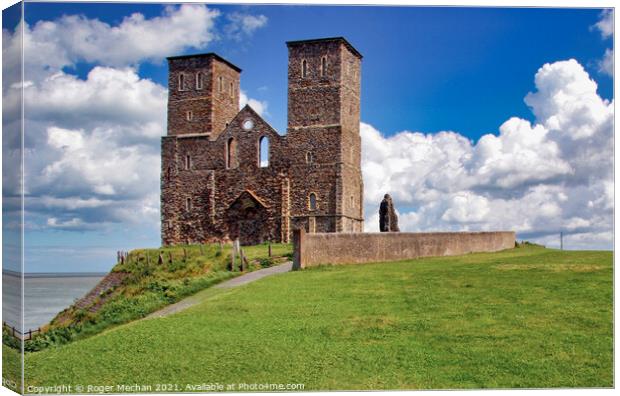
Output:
[23, 245, 612, 390]
[2, 345, 22, 392]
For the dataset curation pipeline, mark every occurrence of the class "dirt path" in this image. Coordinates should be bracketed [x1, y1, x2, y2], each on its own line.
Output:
[145, 262, 292, 319]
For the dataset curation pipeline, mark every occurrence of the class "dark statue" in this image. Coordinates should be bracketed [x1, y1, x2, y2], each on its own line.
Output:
[379, 194, 400, 232]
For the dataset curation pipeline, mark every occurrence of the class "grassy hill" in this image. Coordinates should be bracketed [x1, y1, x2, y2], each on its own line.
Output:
[22, 245, 612, 390]
[22, 243, 292, 352]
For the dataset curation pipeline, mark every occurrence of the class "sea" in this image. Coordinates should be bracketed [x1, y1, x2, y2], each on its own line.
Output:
[2, 271, 105, 331]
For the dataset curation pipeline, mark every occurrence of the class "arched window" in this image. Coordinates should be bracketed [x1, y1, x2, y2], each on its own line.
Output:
[178, 74, 185, 91]
[321, 56, 327, 77]
[308, 193, 317, 211]
[306, 151, 314, 164]
[258, 136, 269, 168]
[301, 59, 308, 78]
[186, 197, 192, 212]
[185, 155, 191, 170]
[196, 72, 204, 90]
[226, 138, 237, 169]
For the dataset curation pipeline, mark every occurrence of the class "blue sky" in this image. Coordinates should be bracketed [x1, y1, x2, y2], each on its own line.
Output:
[22, 3, 613, 138]
[2, 3, 614, 272]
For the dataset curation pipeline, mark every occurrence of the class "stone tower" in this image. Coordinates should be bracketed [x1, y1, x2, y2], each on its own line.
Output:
[167, 53, 241, 139]
[286, 37, 364, 233]
[161, 37, 364, 246]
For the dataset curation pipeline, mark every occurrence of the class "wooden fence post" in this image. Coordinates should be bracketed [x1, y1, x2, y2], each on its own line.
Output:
[240, 248, 247, 272]
[230, 244, 236, 271]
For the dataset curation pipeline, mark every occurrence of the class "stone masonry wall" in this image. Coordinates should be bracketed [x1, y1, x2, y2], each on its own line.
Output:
[293, 230, 516, 269]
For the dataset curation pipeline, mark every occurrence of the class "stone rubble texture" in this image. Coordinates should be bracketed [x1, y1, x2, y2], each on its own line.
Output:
[161, 38, 364, 245]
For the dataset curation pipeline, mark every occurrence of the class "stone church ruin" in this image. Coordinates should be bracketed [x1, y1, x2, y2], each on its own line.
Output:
[161, 37, 364, 245]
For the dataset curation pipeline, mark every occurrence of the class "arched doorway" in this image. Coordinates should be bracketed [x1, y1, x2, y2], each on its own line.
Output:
[226, 191, 269, 245]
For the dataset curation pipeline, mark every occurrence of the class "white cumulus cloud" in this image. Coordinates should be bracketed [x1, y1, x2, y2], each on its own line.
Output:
[23, 4, 220, 73]
[599, 48, 613, 76]
[225, 12, 268, 41]
[239, 90, 268, 117]
[362, 59, 613, 249]
[593, 9, 614, 39]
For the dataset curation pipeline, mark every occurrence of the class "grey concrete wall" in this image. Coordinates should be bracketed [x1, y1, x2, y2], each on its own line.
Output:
[292, 229, 515, 269]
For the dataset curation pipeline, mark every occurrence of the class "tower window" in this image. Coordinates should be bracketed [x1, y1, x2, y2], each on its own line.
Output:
[226, 137, 237, 169]
[306, 151, 314, 164]
[308, 193, 317, 211]
[321, 56, 327, 77]
[186, 197, 192, 212]
[196, 73, 204, 90]
[185, 155, 191, 170]
[186, 111, 193, 121]
[229, 82, 233, 97]
[219, 76, 223, 93]
[258, 136, 269, 168]
[301, 59, 308, 78]
[350, 195, 354, 208]
[166, 166, 172, 181]
[178, 74, 186, 91]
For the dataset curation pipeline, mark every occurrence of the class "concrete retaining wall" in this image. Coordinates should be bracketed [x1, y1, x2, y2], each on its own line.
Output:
[292, 230, 515, 269]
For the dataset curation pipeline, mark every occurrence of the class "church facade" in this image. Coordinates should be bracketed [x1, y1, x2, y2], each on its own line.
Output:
[161, 37, 364, 245]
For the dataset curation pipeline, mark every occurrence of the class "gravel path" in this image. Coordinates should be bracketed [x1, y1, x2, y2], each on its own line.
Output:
[145, 262, 292, 319]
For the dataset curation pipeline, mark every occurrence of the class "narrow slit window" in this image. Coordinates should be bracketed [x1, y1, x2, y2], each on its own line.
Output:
[309, 193, 317, 211]
[196, 73, 204, 90]
[186, 111, 193, 121]
[321, 56, 327, 77]
[229, 82, 233, 97]
[258, 136, 269, 168]
[185, 155, 191, 170]
[178, 74, 185, 91]
[306, 151, 314, 164]
[186, 197, 192, 212]
[301, 59, 308, 78]
[219, 76, 223, 92]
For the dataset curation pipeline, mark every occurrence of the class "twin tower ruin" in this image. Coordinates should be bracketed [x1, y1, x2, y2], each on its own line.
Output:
[161, 37, 364, 245]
